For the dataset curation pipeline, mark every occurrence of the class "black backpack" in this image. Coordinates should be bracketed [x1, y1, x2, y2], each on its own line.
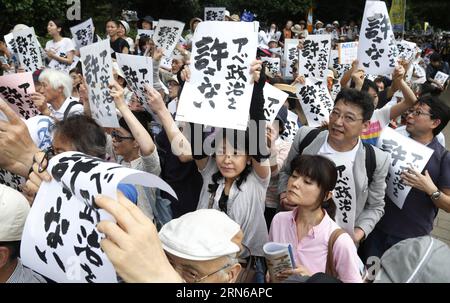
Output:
[63, 100, 82, 120]
[298, 128, 376, 185]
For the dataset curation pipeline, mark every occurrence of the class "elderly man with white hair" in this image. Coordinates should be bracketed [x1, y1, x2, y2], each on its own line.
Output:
[30, 69, 84, 121]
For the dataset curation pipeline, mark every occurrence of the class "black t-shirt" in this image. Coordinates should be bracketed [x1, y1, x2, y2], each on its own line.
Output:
[110, 38, 130, 59]
[156, 127, 203, 218]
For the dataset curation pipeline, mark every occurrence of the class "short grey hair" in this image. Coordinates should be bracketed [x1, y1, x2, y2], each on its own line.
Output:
[39, 69, 73, 99]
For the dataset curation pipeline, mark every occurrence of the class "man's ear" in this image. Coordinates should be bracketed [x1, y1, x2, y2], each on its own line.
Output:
[227, 263, 242, 283]
[362, 120, 371, 133]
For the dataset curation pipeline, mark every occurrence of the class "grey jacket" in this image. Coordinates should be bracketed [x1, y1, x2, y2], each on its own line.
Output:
[278, 126, 391, 237]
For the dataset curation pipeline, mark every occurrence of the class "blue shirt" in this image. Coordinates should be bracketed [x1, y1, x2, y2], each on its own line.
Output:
[377, 137, 450, 238]
[117, 183, 138, 204]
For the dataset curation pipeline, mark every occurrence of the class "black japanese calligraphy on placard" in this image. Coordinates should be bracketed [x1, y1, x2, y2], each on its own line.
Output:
[299, 35, 331, 80]
[176, 21, 257, 131]
[204, 8, 226, 21]
[296, 79, 333, 127]
[377, 127, 434, 209]
[280, 110, 299, 143]
[13, 28, 43, 73]
[153, 20, 185, 57]
[0, 72, 38, 119]
[261, 57, 280, 78]
[358, 1, 397, 75]
[116, 54, 153, 108]
[80, 40, 119, 127]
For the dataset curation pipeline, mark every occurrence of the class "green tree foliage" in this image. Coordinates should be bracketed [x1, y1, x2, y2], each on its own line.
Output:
[0, 0, 67, 35]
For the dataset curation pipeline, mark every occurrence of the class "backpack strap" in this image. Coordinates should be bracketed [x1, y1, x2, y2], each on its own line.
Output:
[298, 128, 322, 155]
[325, 228, 346, 278]
[63, 100, 82, 120]
[363, 143, 376, 186]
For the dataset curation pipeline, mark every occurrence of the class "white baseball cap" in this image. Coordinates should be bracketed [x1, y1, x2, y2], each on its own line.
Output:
[112, 61, 126, 80]
[159, 209, 241, 261]
[0, 185, 30, 242]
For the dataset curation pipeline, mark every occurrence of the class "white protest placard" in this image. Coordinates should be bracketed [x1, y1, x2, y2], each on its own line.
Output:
[116, 53, 153, 111]
[70, 18, 94, 49]
[80, 39, 119, 128]
[12, 27, 43, 73]
[299, 34, 331, 81]
[338, 42, 358, 65]
[295, 78, 334, 127]
[280, 110, 299, 143]
[396, 40, 417, 62]
[21, 152, 177, 283]
[329, 49, 352, 80]
[261, 57, 280, 78]
[176, 21, 257, 131]
[160, 56, 173, 70]
[0, 72, 38, 119]
[204, 7, 226, 21]
[137, 29, 154, 40]
[263, 84, 288, 123]
[411, 62, 426, 84]
[377, 127, 434, 209]
[152, 20, 185, 57]
[357, 0, 397, 76]
[434, 71, 449, 87]
[283, 39, 299, 80]
[4, 33, 17, 55]
[325, 154, 357, 236]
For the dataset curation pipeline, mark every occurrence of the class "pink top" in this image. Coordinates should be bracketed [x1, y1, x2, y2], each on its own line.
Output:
[269, 209, 363, 283]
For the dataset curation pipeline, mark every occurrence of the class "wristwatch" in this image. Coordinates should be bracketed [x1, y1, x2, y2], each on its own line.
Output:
[430, 190, 442, 201]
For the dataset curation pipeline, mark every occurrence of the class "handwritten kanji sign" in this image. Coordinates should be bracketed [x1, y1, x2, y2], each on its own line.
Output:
[434, 71, 449, 87]
[80, 39, 119, 128]
[280, 110, 299, 143]
[152, 20, 185, 57]
[325, 153, 357, 236]
[357, 0, 397, 75]
[21, 152, 177, 283]
[263, 84, 288, 123]
[176, 21, 257, 131]
[204, 7, 226, 21]
[295, 78, 333, 127]
[283, 39, 299, 80]
[338, 42, 358, 65]
[377, 127, 434, 209]
[396, 40, 417, 62]
[0, 72, 38, 119]
[12, 27, 43, 73]
[116, 53, 153, 111]
[70, 18, 94, 49]
[299, 34, 331, 81]
[137, 29, 154, 40]
[261, 57, 280, 78]
[329, 50, 352, 80]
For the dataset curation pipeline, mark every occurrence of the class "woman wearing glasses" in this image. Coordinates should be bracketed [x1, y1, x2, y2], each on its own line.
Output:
[145, 60, 271, 282]
[109, 82, 161, 221]
[269, 155, 363, 283]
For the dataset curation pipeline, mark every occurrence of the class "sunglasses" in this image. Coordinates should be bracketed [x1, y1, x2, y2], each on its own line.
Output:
[111, 130, 134, 142]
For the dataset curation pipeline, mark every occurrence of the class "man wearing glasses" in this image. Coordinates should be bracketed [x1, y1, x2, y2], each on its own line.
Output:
[158, 209, 243, 283]
[361, 95, 450, 260]
[278, 88, 390, 246]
